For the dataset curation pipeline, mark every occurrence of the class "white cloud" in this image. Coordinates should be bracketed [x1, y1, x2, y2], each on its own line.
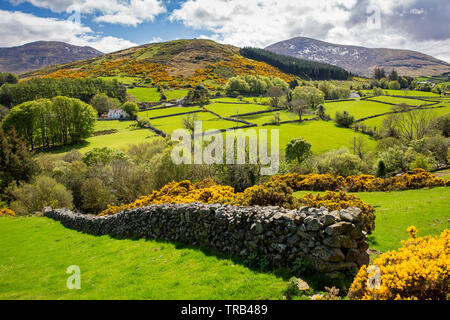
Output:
[9, 0, 167, 26]
[170, 0, 450, 62]
[0, 10, 137, 53]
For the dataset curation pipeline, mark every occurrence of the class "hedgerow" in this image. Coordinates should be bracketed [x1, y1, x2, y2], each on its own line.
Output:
[349, 227, 449, 300]
[269, 169, 447, 192]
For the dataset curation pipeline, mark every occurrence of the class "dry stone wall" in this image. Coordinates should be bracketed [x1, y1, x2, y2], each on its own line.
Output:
[44, 203, 369, 277]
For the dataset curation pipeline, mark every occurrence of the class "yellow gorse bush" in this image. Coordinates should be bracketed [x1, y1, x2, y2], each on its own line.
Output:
[0, 208, 16, 217]
[99, 179, 375, 234]
[269, 169, 447, 192]
[99, 179, 236, 216]
[349, 227, 449, 300]
[39, 54, 294, 90]
[300, 191, 376, 234]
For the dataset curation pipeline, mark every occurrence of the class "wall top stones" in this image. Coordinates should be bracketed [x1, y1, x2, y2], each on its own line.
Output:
[44, 203, 369, 278]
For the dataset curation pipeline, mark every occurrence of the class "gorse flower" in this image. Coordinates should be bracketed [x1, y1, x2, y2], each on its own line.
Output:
[269, 169, 447, 193]
[98, 179, 375, 231]
[349, 227, 449, 300]
[0, 208, 16, 217]
[407, 226, 418, 239]
[300, 191, 376, 234]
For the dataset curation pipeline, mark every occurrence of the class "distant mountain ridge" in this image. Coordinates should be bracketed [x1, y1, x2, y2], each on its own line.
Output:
[0, 41, 103, 74]
[265, 37, 450, 77]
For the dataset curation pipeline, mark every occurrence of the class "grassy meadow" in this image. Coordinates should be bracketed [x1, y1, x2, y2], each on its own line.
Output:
[294, 187, 450, 253]
[1, 185, 448, 299]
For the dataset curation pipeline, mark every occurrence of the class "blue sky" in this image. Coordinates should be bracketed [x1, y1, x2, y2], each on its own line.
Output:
[0, 0, 449, 62]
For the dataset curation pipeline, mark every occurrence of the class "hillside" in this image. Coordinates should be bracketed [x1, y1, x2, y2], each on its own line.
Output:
[265, 37, 450, 77]
[0, 41, 103, 74]
[21, 39, 297, 90]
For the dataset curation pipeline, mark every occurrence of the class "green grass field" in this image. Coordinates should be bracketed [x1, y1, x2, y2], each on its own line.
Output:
[261, 121, 376, 153]
[0, 216, 288, 300]
[324, 100, 392, 120]
[50, 120, 158, 155]
[46, 95, 447, 157]
[1, 186, 448, 299]
[359, 104, 450, 128]
[366, 96, 430, 106]
[361, 89, 442, 97]
[294, 187, 450, 253]
[128, 88, 189, 103]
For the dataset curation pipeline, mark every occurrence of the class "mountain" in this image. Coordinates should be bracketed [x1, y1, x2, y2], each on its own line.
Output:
[265, 37, 450, 77]
[21, 39, 297, 89]
[0, 41, 103, 74]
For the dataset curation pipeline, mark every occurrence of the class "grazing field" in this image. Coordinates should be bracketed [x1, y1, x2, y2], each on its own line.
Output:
[207, 100, 269, 117]
[361, 89, 442, 97]
[49, 94, 448, 156]
[98, 76, 141, 85]
[294, 187, 450, 253]
[323, 100, 392, 120]
[137, 106, 202, 119]
[238, 111, 307, 126]
[150, 112, 240, 133]
[1, 186, 447, 299]
[253, 121, 376, 153]
[128, 87, 161, 102]
[366, 96, 431, 106]
[50, 120, 157, 155]
[0, 217, 289, 300]
[359, 104, 450, 128]
[128, 88, 189, 103]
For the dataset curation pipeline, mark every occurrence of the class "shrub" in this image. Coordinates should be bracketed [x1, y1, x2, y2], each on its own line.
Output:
[0, 208, 15, 217]
[285, 138, 312, 164]
[300, 191, 376, 234]
[123, 101, 139, 119]
[136, 118, 151, 128]
[62, 150, 83, 163]
[268, 169, 446, 192]
[409, 154, 436, 171]
[80, 178, 116, 214]
[82, 147, 129, 167]
[334, 111, 354, 128]
[316, 148, 363, 177]
[10, 176, 73, 215]
[90, 93, 121, 115]
[233, 180, 299, 209]
[99, 179, 236, 216]
[378, 145, 417, 174]
[349, 228, 449, 300]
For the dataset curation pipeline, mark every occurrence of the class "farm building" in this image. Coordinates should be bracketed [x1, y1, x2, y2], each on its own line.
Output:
[106, 109, 129, 119]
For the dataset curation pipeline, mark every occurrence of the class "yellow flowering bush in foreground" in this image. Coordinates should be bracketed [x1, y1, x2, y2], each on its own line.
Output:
[0, 208, 16, 217]
[301, 191, 376, 234]
[349, 228, 449, 300]
[269, 169, 447, 192]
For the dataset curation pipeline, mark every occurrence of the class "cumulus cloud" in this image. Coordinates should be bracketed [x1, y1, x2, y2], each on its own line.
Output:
[0, 9, 137, 52]
[170, 0, 450, 62]
[9, 0, 167, 26]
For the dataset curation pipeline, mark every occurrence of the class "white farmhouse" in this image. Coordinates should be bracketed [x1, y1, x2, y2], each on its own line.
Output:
[107, 109, 129, 119]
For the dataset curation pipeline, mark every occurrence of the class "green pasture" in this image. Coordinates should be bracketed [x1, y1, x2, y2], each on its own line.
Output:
[323, 100, 392, 120]
[0, 217, 288, 300]
[294, 187, 450, 253]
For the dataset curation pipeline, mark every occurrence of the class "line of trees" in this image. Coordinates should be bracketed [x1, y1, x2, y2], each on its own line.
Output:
[2, 96, 97, 150]
[0, 77, 126, 108]
[240, 47, 350, 80]
[225, 75, 288, 95]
